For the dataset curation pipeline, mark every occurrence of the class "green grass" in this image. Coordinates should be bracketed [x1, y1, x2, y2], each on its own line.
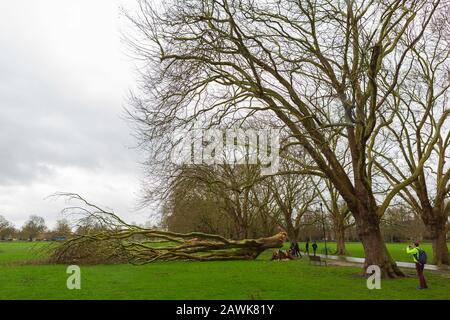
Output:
[298, 241, 450, 263]
[0, 241, 49, 264]
[0, 241, 449, 300]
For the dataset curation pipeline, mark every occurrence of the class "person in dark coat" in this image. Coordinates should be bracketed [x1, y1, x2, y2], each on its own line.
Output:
[289, 241, 301, 258]
[312, 241, 318, 256]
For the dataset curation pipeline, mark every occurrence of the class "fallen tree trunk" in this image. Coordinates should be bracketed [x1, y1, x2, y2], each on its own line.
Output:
[48, 193, 286, 265]
[49, 229, 288, 265]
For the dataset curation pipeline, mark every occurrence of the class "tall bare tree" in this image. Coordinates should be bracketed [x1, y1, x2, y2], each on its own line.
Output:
[170, 163, 263, 239]
[21, 215, 47, 241]
[126, 0, 448, 277]
[0, 215, 10, 230]
[53, 219, 73, 238]
[315, 179, 354, 255]
[265, 158, 318, 243]
[0, 215, 15, 240]
[374, 13, 450, 264]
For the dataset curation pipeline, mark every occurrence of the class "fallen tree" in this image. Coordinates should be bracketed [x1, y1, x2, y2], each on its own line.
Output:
[48, 193, 286, 265]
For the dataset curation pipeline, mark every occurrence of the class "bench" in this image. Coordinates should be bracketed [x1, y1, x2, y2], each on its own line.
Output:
[308, 255, 327, 266]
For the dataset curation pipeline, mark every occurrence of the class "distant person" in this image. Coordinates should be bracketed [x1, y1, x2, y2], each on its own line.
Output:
[283, 249, 294, 260]
[289, 242, 301, 258]
[271, 250, 280, 261]
[271, 249, 293, 261]
[312, 241, 318, 256]
[294, 242, 301, 257]
[406, 241, 428, 289]
[305, 240, 310, 255]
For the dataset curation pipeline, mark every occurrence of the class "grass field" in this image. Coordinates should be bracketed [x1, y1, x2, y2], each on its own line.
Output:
[296, 241, 450, 263]
[0, 241, 449, 300]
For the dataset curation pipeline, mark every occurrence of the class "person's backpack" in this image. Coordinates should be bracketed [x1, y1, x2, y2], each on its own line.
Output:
[418, 248, 427, 265]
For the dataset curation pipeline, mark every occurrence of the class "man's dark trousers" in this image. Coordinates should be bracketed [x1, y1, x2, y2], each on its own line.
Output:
[415, 263, 428, 289]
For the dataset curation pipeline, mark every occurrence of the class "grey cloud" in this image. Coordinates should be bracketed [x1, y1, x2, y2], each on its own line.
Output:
[0, 38, 137, 186]
[0, 0, 151, 228]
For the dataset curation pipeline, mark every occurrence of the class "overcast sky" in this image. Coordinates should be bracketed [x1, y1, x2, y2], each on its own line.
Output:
[0, 0, 152, 228]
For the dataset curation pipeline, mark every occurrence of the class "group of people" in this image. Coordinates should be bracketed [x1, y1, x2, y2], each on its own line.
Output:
[271, 239, 320, 261]
[303, 240, 319, 256]
[290, 240, 320, 257]
[272, 238, 429, 290]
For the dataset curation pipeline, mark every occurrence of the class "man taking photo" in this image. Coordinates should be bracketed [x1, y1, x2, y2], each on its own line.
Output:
[406, 242, 428, 290]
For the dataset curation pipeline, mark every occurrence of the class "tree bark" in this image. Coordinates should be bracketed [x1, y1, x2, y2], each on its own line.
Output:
[350, 179, 404, 278]
[49, 228, 288, 265]
[284, 219, 299, 244]
[235, 223, 248, 240]
[356, 216, 404, 278]
[334, 224, 346, 255]
[426, 219, 449, 265]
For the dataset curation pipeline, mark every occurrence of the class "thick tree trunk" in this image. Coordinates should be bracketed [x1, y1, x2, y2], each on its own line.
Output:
[284, 221, 298, 243]
[235, 222, 248, 240]
[357, 218, 404, 278]
[49, 230, 288, 265]
[344, 120, 404, 278]
[334, 224, 346, 255]
[427, 221, 449, 265]
[351, 179, 404, 278]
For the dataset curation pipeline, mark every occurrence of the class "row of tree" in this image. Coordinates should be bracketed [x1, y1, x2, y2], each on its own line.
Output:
[0, 215, 72, 241]
[160, 161, 434, 254]
[124, 0, 450, 277]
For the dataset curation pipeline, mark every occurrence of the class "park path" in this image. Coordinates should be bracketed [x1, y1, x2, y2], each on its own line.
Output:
[302, 252, 450, 272]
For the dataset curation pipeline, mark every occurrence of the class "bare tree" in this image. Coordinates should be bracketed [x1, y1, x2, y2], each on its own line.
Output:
[311, 129, 354, 254]
[21, 215, 47, 241]
[162, 172, 237, 237]
[265, 158, 318, 243]
[314, 179, 354, 255]
[374, 14, 450, 264]
[0, 215, 15, 240]
[0, 215, 10, 230]
[381, 204, 427, 243]
[125, 0, 448, 277]
[53, 219, 73, 238]
[169, 163, 264, 239]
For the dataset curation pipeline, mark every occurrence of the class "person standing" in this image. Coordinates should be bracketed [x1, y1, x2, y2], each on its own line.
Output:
[312, 241, 318, 256]
[289, 241, 301, 258]
[295, 242, 301, 258]
[305, 239, 310, 256]
[406, 241, 428, 289]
